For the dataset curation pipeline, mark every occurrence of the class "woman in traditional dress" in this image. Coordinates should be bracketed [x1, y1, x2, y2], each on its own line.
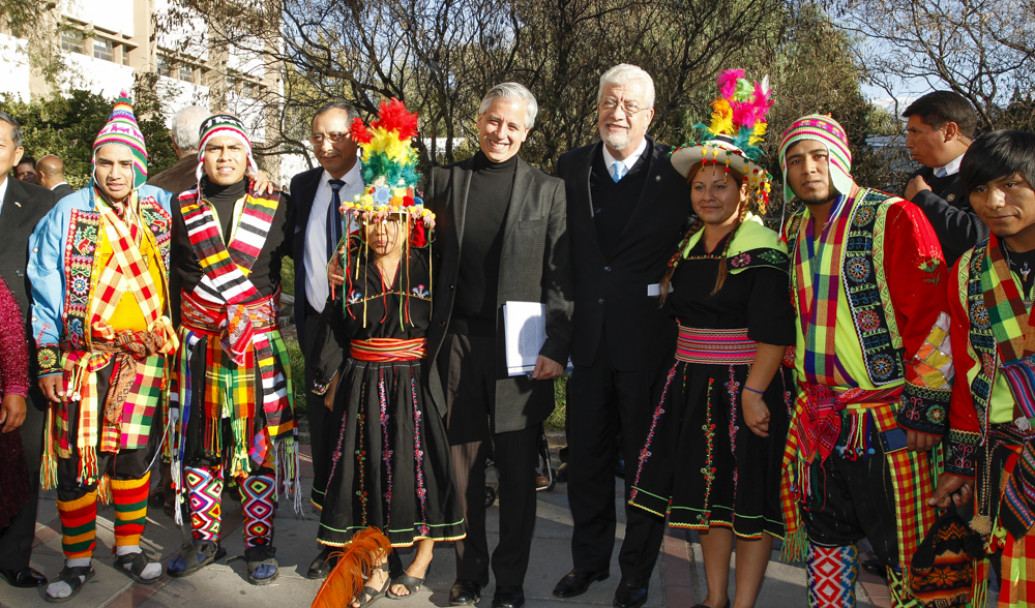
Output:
[628, 70, 794, 608]
[309, 99, 464, 607]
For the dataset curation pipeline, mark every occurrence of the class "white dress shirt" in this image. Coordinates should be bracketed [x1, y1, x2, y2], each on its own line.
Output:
[304, 163, 364, 312]
[601, 138, 648, 180]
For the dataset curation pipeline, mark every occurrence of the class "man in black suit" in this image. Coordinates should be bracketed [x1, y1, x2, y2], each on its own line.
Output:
[0, 111, 58, 589]
[903, 90, 987, 266]
[425, 82, 573, 608]
[291, 101, 365, 578]
[552, 64, 690, 608]
[35, 155, 73, 199]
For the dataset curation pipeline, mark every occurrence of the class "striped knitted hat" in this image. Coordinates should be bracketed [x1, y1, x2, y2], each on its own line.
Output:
[778, 114, 853, 203]
[93, 92, 148, 189]
[196, 113, 259, 182]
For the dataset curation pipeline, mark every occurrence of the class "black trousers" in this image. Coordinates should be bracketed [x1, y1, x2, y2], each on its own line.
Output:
[303, 307, 343, 510]
[0, 389, 44, 570]
[565, 343, 666, 581]
[443, 332, 539, 588]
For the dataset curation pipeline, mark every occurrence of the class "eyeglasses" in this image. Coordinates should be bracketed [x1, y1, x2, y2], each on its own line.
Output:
[599, 98, 647, 115]
[310, 132, 349, 144]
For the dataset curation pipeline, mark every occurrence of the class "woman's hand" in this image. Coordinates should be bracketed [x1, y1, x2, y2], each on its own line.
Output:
[741, 390, 770, 438]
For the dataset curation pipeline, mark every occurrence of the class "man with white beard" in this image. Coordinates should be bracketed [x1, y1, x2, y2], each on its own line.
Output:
[552, 63, 691, 608]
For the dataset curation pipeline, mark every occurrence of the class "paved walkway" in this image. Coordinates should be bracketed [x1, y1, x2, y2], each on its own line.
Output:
[0, 441, 890, 608]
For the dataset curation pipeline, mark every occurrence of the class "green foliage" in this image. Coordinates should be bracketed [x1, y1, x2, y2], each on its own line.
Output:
[283, 335, 309, 417]
[0, 82, 175, 188]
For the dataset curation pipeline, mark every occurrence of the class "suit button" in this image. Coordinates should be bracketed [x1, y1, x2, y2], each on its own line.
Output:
[603, 265, 611, 272]
[598, 297, 605, 304]
[440, 321, 446, 328]
[449, 284, 455, 290]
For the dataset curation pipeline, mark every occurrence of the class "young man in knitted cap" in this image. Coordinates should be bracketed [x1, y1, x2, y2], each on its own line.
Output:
[164, 113, 295, 585]
[28, 93, 177, 601]
[777, 114, 952, 607]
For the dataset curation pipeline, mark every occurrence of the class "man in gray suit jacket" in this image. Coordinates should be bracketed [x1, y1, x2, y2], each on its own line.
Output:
[425, 83, 573, 608]
[0, 111, 58, 589]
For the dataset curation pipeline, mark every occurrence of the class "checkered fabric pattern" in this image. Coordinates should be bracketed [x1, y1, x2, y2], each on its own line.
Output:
[1002, 532, 1035, 607]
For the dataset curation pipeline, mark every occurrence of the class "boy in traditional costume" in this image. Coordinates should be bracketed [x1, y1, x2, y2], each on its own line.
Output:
[29, 94, 177, 601]
[777, 115, 952, 607]
[165, 114, 296, 585]
[932, 129, 1035, 607]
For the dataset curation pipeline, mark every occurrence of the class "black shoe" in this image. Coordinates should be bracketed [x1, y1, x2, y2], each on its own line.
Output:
[553, 568, 609, 598]
[613, 577, 649, 608]
[449, 579, 482, 606]
[306, 546, 339, 580]
[492, 585, 524, 608]
[0, 567, 47, 587]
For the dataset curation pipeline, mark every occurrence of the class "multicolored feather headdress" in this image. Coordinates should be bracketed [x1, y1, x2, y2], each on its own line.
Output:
[670, 69, 774, 208]
[343, 98, 435, 243]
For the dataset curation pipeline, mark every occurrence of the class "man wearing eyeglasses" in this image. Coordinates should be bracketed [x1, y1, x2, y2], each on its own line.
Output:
[288, 103, 364, 578]
[553, 64, 690, 608]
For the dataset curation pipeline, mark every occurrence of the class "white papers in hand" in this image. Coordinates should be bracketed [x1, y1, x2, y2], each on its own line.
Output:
[503, 301, 546, 376]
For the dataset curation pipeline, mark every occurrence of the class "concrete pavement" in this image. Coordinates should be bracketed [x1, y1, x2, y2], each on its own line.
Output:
[0, 440, 890, 608]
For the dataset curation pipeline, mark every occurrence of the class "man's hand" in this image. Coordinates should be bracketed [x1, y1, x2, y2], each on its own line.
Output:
[907, 429, 940, 452]
[251, 170, 277, 195]
[39, 374, 65, 405]
[928, 473, 973, 508]
[741, 391, 770, 438]
[0, 394, 27, 433]
[905, 175, 932, 200]
[531, 355, 563, 380]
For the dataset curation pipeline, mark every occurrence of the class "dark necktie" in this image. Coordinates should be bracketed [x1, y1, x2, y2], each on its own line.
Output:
[327, 179, 345, 258]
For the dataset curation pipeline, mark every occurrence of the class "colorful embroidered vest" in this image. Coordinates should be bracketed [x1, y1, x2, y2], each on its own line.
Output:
[62, 196, 173, 351]
[786, 190, 905, 388]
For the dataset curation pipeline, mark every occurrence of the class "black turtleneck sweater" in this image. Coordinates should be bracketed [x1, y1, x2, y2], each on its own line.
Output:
[169, 177, 292, 323]
[454, 151, 518, 323]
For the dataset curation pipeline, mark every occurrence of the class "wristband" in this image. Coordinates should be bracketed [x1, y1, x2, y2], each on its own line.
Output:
[743, 385, 765, 396]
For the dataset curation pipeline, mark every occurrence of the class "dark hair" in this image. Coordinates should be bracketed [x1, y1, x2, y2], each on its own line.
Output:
[660, 162, 749, 303]
[0, 111, 23, 147]
[17, 154, 35, 167]
[960, 130, 1035, 195]
[312, 101, 359, 126]
[902, 91, 978, 139]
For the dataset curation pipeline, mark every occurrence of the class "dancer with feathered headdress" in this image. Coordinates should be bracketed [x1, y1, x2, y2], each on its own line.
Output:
[626, 70, 793, 608]
[307, 98, 464, 607]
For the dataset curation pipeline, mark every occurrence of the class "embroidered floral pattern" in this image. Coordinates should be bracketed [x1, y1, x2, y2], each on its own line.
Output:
[856, 309, 881, 332]
[410, 284, 430, 299]
[630, 365, 677, 500]
[378, 367, 393, 525]
[411, 377, 429, 526]
[697, 378, 718, 524]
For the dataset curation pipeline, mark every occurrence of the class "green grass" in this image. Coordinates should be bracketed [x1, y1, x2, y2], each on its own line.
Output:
[546, 376, 567, 432]
[285, 335, 308, 417]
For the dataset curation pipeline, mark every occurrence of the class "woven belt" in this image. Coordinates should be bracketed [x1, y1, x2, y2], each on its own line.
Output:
[674, 325, 757, 365]
[180, 290, 278, 335]
[350, 338, 427, 362]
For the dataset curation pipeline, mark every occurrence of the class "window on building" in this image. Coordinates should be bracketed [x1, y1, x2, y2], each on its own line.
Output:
[122, 46, 131, 66]
[93, 38, 115, 61]
[179, 64, 194, 83]
[157, 54, 173, 78]
[61, 29, 85, 54]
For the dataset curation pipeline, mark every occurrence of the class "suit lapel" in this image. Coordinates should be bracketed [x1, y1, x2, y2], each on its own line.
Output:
[0, 179, 34, 237]
[297, 168, 323, 230]
[501, 158, 533, 246]
[615, 138, 667, 247]
[452, 159, 474, 249]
